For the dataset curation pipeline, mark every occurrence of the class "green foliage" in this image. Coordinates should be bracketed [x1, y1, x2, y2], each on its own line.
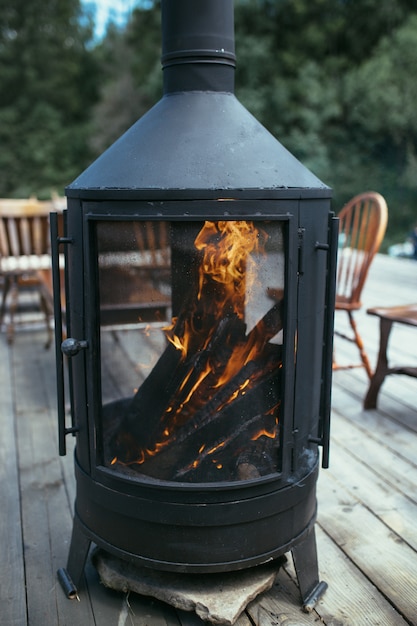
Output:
[234, 0, 417, 246]
[87, 3, 162, 154]
[0, 0, 416, 247]
[0, 0, 100, 196]
[332, 12, 417, 246]
[345, 15, 417, 143]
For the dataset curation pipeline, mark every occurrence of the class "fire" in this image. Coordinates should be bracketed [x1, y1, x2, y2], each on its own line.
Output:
[194, 220, 264, 316]
[163, 221, 270, 419]
[207, 441, 226, 455]
[215, 378, 250, 413]
[164, 316, 189, 357]
[110, 220, 282, 480]
[251, 428, 276, 441]
[175, 439, 227, 477]
[115, 436, 172, 468]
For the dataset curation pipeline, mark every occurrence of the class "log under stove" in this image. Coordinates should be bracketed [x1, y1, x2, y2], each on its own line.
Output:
[51, 0, 338, 610]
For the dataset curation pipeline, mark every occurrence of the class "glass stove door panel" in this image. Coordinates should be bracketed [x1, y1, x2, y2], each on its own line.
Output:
[97, 220, 171, 327]
[97, 219, 286, 483]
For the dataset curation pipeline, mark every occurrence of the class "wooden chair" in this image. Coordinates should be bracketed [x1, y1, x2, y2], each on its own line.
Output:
[0, 199, 54, 345]
[36, 218, 171, 337]
[97, 220, 171, 326]
[333, 191, 388, 379]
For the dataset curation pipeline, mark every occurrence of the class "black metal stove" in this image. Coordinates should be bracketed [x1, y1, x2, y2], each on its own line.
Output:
[51, 0, 337, 610]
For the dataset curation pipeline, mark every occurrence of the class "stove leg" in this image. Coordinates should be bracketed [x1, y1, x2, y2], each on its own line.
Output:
[65, 516, 91, 590]
[291, 526, 327, 612]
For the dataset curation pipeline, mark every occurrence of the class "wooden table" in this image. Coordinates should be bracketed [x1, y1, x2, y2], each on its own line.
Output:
[364, 304, 417, 409]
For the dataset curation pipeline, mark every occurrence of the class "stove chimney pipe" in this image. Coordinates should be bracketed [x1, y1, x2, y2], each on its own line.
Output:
[161, 0, 236, 94]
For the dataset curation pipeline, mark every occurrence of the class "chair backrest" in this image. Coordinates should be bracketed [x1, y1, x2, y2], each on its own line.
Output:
[133, 220, 171, 268]
[0, 199, 53, 271]
[336, 191, 388, 307]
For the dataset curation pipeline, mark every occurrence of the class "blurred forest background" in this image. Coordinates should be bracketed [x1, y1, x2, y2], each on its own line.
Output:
[1, 0, 417, 249]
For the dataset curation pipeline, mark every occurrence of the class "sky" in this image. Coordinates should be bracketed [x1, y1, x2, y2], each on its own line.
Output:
[82, 0, 139, 40]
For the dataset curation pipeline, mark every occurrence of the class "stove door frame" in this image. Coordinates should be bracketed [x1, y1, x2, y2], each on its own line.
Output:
[70, 200, 300, 486]
[55, 197, 335, 489]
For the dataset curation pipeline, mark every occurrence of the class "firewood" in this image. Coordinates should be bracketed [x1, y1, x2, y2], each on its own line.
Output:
[108, 287, 284, 479]
[120, 362, 281, 481]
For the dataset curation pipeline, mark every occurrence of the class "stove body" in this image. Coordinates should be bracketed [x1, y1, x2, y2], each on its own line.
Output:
[51, 0, 337, 608]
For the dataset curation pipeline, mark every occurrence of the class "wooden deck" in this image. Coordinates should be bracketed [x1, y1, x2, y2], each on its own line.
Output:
[1, 253, 416, 626]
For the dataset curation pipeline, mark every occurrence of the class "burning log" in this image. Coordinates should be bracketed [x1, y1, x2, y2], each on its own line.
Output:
[172, 366, 281, 482]
[106, 220, 284, 482]
[108, 305, 282, 479]
[109, 312, 247, 458]
[104, 352, 281, 482]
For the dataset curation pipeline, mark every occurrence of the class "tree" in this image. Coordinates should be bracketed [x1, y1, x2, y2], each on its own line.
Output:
[0, 0, 100, 196]
[88, 2, 162, 156]
[339, 14, 417, 241]
[234, 0, 417, 246]
[3, 0, 416, 245]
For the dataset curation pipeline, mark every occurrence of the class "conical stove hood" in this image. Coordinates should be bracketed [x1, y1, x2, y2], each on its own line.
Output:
[67, 0, 330, 200]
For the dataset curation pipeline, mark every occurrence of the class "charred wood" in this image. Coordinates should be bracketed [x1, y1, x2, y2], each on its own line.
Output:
[109, 363, 280, 482]
[107, 297, 284, 480]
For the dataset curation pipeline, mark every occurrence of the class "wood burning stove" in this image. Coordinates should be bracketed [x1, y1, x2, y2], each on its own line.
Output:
[51, 0, 338, 611]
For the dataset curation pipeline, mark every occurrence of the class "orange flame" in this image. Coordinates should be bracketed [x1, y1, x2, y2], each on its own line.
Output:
[112, 220, 280, 473]
[161, 221, 269, 421]
[251, 428, 276, 441]
[194, 220, 264, 317]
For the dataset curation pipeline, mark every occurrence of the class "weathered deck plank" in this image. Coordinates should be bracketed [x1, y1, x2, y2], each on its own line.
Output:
[330, 405, 417, 500]
[318, 469, 416, 623]
[0, 337, 27, 626]
[10, 331, 96, 626]
[267, 525, 408, 626]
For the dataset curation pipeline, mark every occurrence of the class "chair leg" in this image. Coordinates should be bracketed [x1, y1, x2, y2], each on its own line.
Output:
[347, 311, 373, 379]
[0, 276, 18, 344]
[0, 276, 11, 326]
[38, 288, 53, 349]
[364, 318, 393, 409]
[7, 278, 20, 344]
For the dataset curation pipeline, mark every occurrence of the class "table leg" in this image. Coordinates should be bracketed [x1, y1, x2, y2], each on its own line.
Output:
[364, 318, 393, 409]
